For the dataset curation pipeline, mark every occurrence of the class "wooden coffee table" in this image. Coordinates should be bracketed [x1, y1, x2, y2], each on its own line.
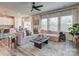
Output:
[33, 37, 49, 49]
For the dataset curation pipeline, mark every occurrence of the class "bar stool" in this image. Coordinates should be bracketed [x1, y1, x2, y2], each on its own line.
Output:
[8, 34, 17, 48]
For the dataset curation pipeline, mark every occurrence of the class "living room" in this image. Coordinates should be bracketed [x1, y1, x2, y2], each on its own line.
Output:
[0, 2, 79, 56]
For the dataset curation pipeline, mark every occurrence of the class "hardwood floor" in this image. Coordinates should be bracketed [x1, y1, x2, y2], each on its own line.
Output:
[0, 39, 79, 56]
[0, 39, 27, 56]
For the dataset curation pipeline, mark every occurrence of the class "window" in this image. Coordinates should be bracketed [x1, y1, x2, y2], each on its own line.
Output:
[49, 17, 58, 31]
[60, 15, 72, 32]
[24, 21, 31, 31]
[40, 18, 47, 30]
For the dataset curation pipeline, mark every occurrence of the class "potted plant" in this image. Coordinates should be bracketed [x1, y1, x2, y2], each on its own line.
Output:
[69, 23, 79, 36]
[69, 23, 79, 46]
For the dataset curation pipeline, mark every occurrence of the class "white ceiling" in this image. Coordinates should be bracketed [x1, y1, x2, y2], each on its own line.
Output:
[0, 2, 78, 16]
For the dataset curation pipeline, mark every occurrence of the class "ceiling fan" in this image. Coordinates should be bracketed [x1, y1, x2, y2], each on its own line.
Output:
[31, 2, 43, 12]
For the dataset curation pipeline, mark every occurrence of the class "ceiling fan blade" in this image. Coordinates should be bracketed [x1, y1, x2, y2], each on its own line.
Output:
[35, 8, 41, 11]
[31, 2, 43, 12]
[36, 5, 43, 8]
